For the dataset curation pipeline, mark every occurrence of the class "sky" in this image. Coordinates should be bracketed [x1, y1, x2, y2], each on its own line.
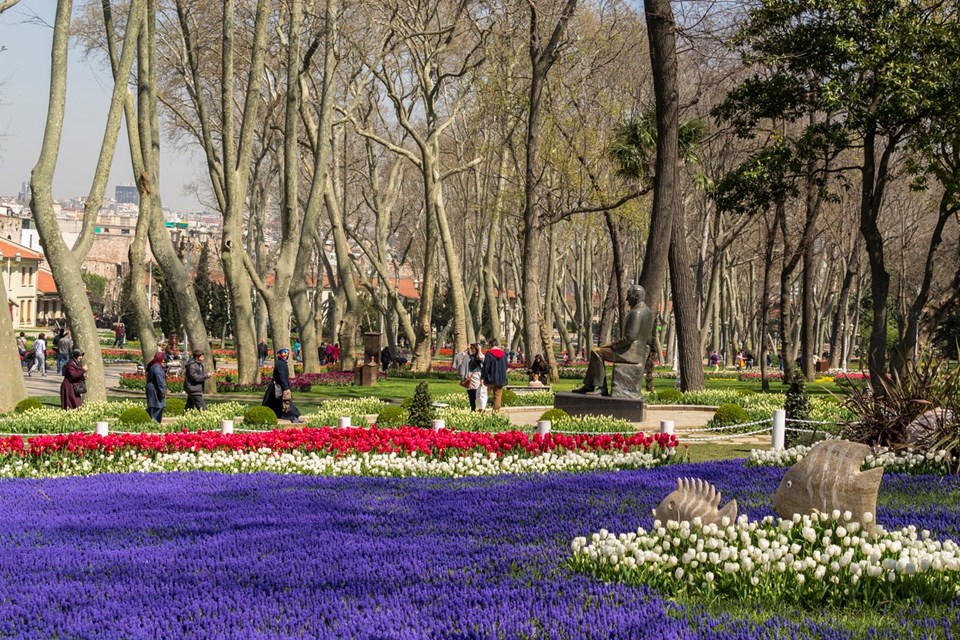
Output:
[0, 2, 205, 212]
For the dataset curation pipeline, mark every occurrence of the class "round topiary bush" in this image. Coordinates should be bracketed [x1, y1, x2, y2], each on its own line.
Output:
[656, 388, 683, 403]
[539, 408, 569, 423]
[15, 398, 43, 413]
[164, 397, 186, 417]
[736, 388, 757, 396]
[376, 405, 407, 428]
[501, 389, 520, 407]
[243, 406, 278, 427]
[118, 407, 153, 426]
[711, 403, 749, 428]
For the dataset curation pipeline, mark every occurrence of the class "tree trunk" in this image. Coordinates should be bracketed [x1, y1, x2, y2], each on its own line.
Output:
[637, 0, 679, 300]
[521, 0, 579, 366]
[859, 128, 895, 392]
[29, 0, 136, 403]
[670, 200, 704, 391]
[135, 0, 215, 391]
[0, 284, 26, 411]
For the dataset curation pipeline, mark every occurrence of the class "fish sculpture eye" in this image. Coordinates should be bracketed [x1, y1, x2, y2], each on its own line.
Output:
[786, 480, 792, 488]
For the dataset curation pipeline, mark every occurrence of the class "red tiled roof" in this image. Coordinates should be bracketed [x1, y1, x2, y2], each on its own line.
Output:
[0, 238, 42, 261]
[37, 269, 57, 294]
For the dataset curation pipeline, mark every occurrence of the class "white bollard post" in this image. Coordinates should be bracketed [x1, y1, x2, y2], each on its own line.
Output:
[95, 421, 109, 436]
[536, 420, 551, 436]
[659, 420, 674, 436]
[338, 417, 351, 428]
[220, 419, 234, 435]
[772, 409, 786, 450]
[431, 419, 446, 432]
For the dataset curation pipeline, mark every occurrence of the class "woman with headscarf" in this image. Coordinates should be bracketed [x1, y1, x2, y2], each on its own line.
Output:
[262, 348, 303, 423]
[60, 349, 88, 410]
[145, 350, 167, 423]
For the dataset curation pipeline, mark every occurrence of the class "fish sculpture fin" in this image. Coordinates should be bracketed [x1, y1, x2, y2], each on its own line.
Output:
[718, 499, 737, 523]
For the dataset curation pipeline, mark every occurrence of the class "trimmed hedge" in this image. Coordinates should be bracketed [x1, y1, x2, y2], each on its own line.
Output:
[243, 406, 278, 427]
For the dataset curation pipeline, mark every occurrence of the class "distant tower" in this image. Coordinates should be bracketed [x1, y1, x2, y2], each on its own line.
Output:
[115, 184, 140, 205]
[18, 181, 31, 204]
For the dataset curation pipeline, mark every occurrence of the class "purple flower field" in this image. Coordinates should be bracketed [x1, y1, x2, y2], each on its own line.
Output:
[1, 461, 958, 639]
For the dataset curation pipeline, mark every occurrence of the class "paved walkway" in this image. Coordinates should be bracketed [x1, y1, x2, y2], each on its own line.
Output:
[20, 362, 138, 398]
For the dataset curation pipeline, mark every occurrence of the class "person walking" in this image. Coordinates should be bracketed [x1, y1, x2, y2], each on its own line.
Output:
[381, 346, 392, 373]
[28, 333, 47, 377]
[332, 343, 340, 364]
[262, 348, 303, 423]
[113, 321, 125, 348]
[17, 332, 27, 369]
[257, 338, 269, 368]
[454, 345, 471, 404]
[56, 329, 73, 375]
[475, 343, 488, 410]
[60, 349, 87, 410]
[145, 351, 167, 423]
[184, 349, 212, 411]
[466, 344, 484, 411]
[481, 338, 509, 411]
[709, 351, 721, 372]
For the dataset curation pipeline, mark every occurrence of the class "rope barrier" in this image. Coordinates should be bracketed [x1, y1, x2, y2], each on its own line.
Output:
[785, 418, 838, 425]
[682, 427, 773, 442]
[681, 419, 773, 434]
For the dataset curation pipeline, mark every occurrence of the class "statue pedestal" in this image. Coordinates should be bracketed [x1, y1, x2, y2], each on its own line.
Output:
[554, 392, 646, 422]
[611, 364, 644, 399]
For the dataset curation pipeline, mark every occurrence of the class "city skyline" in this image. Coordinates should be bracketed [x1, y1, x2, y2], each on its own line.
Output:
[0, 3, 207, 214]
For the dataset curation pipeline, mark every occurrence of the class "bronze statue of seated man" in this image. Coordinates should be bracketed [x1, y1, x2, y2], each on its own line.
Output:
[573, 285, 653, 396]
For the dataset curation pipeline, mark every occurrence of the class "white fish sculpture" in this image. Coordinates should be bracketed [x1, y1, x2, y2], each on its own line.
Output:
[772, 439, 883, 535]
[653, 477, 738, 527]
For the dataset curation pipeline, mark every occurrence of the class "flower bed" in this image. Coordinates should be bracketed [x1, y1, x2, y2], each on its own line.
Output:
[572, 510, 960, 609]
[0, 402, 248, 436]
[0, 427, 679, 478]
[1, 462, 958, 638]
[749, 443, 957, 475]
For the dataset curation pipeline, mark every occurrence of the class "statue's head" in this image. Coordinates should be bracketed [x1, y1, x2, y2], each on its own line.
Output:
[627, 285, 645, 306]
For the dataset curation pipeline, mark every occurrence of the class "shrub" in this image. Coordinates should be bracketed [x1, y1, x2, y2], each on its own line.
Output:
[736, 388, 757, 396]
[539, 408, 569, 423]
[15, 398, 42, 413]
[243, 406, 278, 427]
[118, 407, 153, 426]
[656, 389, 682, 403]
[407, 382, 436, 429]
[164, 397, 186, 417]
[376, 406, 407, 428]
[710, 403, 749, 428]
[500, 389, 520, 407]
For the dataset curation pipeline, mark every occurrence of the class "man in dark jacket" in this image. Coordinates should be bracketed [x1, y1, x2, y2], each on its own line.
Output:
[481, 338, 509, 411]
[184, 350, 212, 411]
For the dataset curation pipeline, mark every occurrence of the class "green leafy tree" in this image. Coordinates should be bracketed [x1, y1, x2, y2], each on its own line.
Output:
[194, 243, 213, 330]
[407, 381, 436, 429]
[81, 272, 107, 298]
[117, 271, 140, 342]
[716, 0, 960, 392]
[155, 264, 181, 340]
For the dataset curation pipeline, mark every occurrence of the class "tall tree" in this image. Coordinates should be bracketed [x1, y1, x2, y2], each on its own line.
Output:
[521, 0, 578, 375]
[30, 0, 143, 402]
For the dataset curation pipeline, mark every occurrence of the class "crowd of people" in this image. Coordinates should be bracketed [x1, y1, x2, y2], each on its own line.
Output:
[450, 339, 545, 412]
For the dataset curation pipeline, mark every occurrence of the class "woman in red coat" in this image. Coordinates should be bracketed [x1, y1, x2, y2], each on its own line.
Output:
[60, 349, 88, 410]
